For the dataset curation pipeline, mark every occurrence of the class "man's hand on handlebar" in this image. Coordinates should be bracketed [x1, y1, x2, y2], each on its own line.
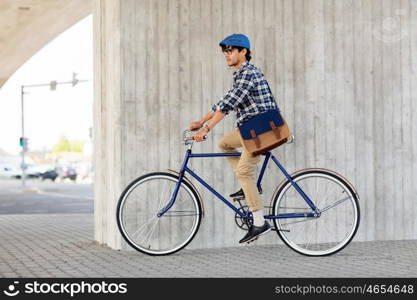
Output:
[192, 127, 208, 142]
[189, 110, 224, 143]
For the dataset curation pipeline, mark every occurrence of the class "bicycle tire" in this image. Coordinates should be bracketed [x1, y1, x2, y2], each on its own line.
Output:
[117, 172, 202, 256]
[272, 169, 360, 256]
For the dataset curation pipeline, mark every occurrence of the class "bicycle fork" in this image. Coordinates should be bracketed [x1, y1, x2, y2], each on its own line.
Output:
[156, 173, 184, 217]
[157, 150, 192, 217]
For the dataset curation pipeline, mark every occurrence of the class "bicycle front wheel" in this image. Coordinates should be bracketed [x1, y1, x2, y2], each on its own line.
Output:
[117, 172, 202, 255]
[272, 169, 360, 256]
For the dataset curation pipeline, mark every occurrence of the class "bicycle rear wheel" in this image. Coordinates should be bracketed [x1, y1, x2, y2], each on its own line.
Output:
[117, 172, 202, 255]
[272, 169, 360, 256]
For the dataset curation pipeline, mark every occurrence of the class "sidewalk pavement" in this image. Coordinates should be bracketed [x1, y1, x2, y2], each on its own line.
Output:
[0, 213, 416, 278]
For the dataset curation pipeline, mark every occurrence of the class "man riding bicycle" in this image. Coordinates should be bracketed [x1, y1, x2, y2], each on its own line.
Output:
[190, 33, 279, 243]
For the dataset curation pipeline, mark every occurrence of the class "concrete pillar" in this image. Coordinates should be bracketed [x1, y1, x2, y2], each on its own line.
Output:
[93, 0, 122, 249]
[94, 0, 417, 250]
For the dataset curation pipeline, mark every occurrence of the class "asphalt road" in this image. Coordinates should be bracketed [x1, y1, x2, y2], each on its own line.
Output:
[0, 178, 93, 214]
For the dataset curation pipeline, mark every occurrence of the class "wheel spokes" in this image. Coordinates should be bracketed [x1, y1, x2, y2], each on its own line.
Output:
[117, 174, 201, 255]
[275, 172, 359, 256]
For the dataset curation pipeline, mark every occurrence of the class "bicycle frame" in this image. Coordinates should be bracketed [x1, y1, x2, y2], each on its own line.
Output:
[157, 150, 320, 220]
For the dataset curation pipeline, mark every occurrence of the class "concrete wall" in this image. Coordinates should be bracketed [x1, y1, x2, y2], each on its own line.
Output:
[94, 0, 417, 250]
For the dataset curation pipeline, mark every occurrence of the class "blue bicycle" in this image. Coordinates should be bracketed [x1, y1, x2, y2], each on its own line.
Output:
[117, 130, 360, 256]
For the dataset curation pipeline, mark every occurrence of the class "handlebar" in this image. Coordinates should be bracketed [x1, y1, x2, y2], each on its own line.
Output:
[183, 129, 195, 145]
[183, 129, 207, 148]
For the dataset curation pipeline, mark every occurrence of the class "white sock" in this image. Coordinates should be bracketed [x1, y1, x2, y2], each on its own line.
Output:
[252, 209, 265, 227]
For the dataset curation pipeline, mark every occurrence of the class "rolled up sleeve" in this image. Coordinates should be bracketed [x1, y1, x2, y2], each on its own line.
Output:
[211, 71, 254, 115]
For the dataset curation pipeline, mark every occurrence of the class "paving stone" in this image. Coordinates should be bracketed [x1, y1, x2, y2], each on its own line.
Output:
[1, 214, 417, 277]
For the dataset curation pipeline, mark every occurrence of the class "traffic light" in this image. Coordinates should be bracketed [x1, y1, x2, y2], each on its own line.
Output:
[19, 137, 29, 151]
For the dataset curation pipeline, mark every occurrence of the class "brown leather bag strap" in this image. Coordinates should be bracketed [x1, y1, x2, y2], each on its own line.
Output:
[250, 129, 261, 148]
[269, 121, 281, 139]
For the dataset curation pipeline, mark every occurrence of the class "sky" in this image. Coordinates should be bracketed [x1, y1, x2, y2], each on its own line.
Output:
[0, 15, 93, 156]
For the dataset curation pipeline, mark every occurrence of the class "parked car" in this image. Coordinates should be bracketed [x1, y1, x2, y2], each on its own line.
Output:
[57, 166, 77, 181]
[0, 156, 33, 179]
[10, 164, 40, 179]
[40, 167, 59, 181]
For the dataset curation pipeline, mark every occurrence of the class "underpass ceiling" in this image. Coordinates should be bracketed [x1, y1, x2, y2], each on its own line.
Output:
[0, 0, 92, 88]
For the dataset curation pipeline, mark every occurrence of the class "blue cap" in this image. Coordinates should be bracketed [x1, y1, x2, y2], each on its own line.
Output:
[219, 34, 250, 50]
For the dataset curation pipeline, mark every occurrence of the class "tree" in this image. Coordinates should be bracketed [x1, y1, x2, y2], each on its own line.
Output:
[52, 136, 85, 153]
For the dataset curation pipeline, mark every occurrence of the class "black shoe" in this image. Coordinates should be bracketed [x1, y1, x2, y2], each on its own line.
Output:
[229, 188, 245, 200]
[239, 221, 271, 244]
[229, 187, 263, 200]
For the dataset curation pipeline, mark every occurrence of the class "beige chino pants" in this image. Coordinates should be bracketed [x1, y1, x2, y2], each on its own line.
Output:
[217, 129, 263, 212]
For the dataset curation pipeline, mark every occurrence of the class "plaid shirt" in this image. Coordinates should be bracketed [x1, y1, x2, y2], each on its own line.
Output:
[211, 61, 278, 127]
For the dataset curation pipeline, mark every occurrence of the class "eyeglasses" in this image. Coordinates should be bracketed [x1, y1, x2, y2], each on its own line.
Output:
[221, 47, 237, 55]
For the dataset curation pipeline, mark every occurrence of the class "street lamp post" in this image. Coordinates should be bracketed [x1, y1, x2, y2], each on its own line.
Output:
[19, 73, 89, 188]
[20, 85, 26, 187]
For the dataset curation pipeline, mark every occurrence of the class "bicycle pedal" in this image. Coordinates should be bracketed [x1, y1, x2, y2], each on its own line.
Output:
[232, 196, 245, 202]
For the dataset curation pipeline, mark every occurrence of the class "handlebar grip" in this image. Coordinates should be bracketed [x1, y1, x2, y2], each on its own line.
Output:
[191, 135, 207, 140]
